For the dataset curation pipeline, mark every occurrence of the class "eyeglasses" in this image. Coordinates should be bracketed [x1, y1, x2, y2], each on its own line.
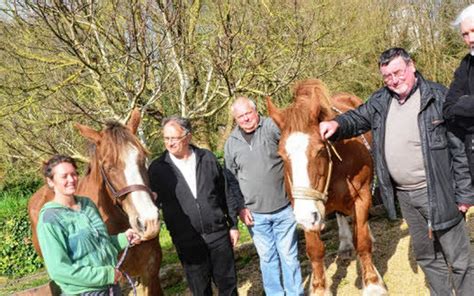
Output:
[163, 133, 188, 143]
[382, 67, 408, 83]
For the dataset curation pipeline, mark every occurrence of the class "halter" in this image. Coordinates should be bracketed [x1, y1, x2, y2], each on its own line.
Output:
[99, 164, 157, 205]
[290, 142, 341, 203]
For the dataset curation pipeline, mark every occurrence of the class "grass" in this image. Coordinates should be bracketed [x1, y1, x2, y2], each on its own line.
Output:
[0, 273, 50, 295]
[0, 191, 30, 220]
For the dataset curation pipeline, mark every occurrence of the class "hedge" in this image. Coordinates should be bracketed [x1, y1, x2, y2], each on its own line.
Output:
[0, 209, 43, 277]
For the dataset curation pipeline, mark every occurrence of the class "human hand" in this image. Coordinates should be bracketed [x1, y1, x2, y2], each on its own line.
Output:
[229, 229, 240, 248]
[458, 203, 471, 213]
[319, 120, 339, 141]
[239, 208, 254, 226]
[125, 228, 142, 246]
[113, 268, 123, 284]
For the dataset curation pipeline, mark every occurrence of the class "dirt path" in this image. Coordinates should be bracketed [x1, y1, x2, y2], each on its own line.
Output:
[233, 208, 474, 296]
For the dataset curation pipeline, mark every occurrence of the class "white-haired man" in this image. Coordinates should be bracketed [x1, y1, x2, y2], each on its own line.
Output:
[224, 97, 304, 296]
[444, 4, 474, 187]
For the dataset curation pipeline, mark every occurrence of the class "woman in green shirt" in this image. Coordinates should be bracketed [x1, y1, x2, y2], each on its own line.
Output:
[37, 155, 141, 295]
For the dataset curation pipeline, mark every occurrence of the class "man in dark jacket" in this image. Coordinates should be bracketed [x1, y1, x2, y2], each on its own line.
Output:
[444, 4, 474, 192]
[320, 47, 474, 296]
[148, 116, 239, 296]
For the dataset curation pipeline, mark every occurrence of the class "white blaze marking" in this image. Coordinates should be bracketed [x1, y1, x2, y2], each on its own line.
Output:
[124, 145, 159, 221]
[285, 132, 319, 228]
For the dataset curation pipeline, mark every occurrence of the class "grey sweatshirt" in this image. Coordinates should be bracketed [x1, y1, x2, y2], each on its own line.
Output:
[224, 116, 289, 213]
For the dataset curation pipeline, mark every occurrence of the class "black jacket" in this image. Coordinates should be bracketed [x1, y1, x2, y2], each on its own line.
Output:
[444, 54, 474, 181]
[444, 54, 474, 133]
[333, 73, 473, 230]
[148, 146, 238, 248]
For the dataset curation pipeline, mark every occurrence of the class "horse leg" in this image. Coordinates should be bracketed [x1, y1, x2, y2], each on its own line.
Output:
[353, 188, 387, 296]
[122, 240, 163, 296]
[336, 213, 354, 259]
[305, 230, 330, 296]
[141, 244, 163, 296]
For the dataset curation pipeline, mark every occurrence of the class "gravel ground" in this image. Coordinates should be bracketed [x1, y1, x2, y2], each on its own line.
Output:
[223, 207, 473, 296]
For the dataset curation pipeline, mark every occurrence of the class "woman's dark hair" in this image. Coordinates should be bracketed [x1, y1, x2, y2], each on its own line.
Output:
[42, 154, 77, 179]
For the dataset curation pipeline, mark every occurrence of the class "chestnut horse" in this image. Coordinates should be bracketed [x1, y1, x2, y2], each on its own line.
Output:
[267, 79, 387, 295]
[28, 109, 162, 295]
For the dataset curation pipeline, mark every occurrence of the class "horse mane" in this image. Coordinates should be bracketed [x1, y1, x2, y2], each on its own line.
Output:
[281, 79, 336, 133]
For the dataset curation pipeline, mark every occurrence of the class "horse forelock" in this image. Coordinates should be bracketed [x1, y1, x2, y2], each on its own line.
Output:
[84, 121, 148, 179]
[292, 79, 335, 121]
[102, 121, 148, 161]
[281, 103, 315, 133]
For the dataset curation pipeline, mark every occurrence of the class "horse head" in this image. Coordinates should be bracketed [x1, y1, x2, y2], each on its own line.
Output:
[267, 79, 334, 232]
[75, 108, 159, 240]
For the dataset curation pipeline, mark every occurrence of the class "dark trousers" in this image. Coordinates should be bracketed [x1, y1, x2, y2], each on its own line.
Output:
[178, 233, 238, 296]
[397, 188, 474, 296]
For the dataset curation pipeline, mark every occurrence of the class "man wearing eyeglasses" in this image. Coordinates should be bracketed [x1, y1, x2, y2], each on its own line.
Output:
[148, 115, 239, 295]
[320, 47, 474, 295]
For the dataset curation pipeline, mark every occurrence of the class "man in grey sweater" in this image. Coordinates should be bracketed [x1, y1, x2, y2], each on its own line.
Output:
[224, 97, 303, 296]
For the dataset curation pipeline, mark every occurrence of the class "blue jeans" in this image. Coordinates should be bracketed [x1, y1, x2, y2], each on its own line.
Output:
[249, 204, 304, 296]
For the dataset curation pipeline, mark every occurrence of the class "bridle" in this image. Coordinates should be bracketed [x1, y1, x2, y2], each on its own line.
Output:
[99, 164, 157, 205]
[290, 142, 341, 203]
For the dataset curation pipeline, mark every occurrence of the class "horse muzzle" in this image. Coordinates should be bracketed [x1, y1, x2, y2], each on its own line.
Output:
[296, 210, 326, 232]
[138, 218, 160, 240]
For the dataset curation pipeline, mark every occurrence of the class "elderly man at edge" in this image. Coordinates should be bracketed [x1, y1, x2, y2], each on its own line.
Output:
[320, 47, 474, 295]
[444, 4, 474, 189]
[224, 97, 304, 296]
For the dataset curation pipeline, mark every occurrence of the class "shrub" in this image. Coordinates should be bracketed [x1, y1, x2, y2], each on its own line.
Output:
[0, 179, 44, 277]
[0, 210, 43, 277]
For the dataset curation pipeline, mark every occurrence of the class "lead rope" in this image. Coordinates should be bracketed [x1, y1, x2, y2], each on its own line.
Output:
[109, 239, 136, 296]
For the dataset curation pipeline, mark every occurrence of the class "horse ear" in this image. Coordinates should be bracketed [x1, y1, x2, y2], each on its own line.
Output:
[127, 108, 141, 135]
[266, 96, 285, 130]
[75, 123, 101, 144]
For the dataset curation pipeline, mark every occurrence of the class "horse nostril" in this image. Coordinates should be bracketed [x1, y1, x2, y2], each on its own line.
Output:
[136, 218, 144, 232]
[313, 212, 321, 225]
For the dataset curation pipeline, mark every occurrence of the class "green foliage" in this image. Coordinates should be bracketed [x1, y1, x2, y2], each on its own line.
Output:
[0, 180, 44, 277]
[0, 209, 43, 277]
[159, 223, 180, 266]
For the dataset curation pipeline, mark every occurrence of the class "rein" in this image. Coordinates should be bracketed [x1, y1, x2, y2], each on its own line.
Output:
[99, 165, 157, 204]
[110, 240, 137, 296]
[290, 142, 340, 203]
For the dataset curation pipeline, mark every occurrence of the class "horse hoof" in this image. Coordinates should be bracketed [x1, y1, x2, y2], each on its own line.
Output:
[363, 284, 388, 296]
